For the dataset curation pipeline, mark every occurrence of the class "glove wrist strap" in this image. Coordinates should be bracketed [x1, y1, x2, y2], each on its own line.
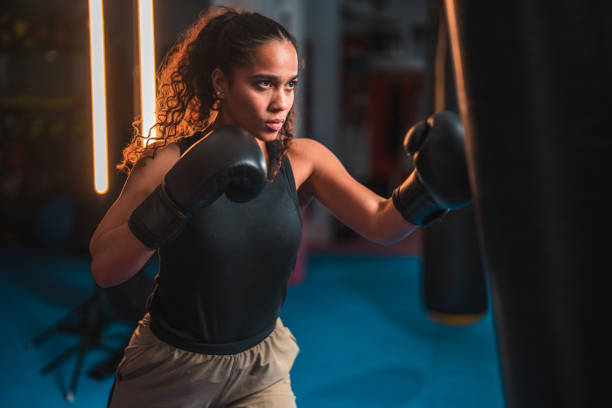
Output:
[392, 171, 448, 227]
[128, 184, 189, 249]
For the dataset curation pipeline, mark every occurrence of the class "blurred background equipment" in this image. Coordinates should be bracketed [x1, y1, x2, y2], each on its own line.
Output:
[27, 270, 155, 403]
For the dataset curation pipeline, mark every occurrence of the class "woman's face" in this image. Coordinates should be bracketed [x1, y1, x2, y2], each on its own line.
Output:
[213, 40, 298, 143]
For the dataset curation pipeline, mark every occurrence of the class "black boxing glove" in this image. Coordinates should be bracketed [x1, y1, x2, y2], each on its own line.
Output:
[392, 111, 472, 226]
[128, 125, 267, 248]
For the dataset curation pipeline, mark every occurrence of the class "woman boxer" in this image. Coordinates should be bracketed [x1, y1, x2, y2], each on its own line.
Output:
[89, 6, 469, 407]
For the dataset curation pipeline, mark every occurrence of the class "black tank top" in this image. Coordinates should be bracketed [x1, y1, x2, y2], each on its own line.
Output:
[146, 134, 303, 354]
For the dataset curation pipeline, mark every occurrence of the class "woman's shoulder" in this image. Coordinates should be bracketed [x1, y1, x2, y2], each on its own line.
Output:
[288, 137, 327, 159]
[287, 137, 318, 168]
[128, 142, 181, 190]
[136, 141, 180, 168]
[288, 137, 338, 167]
[130, 131, 209, 180]
[287, 137, 334, 190]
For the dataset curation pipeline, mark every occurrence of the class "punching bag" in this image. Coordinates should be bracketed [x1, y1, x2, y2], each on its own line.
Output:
[422, 2, 487, 326]
[444, 0, 609, 406]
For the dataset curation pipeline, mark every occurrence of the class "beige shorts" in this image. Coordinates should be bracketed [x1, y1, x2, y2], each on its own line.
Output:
[108, 314, 300, 408]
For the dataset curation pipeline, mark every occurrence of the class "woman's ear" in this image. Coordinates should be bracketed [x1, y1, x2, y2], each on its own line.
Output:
[211, 68, 227, 96]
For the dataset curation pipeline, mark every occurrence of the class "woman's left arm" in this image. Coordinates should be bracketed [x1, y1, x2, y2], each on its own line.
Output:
[295, 138, 418, 245]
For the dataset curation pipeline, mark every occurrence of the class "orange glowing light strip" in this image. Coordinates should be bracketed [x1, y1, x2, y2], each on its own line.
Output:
[138, 0, 157, 145]
[89, 0, 109, 194]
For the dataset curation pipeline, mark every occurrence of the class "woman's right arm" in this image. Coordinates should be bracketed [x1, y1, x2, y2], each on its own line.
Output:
[89, 144, 180, 288]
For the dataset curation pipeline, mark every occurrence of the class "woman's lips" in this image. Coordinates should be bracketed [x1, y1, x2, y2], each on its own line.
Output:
[265, 121, 283, 131]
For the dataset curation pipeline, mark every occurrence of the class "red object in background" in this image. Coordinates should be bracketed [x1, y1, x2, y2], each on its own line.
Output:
[369, 70, 423, 179]
[289, 216, 308, 286]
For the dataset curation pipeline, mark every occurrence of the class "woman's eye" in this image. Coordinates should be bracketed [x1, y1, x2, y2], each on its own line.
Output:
[287, 81, 298, 89]
[258, 80, 272, 88]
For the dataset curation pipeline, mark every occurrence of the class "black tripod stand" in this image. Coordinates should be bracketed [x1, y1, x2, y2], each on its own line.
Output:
[27, 288, 117, 402]
[27, 270, 154, 402]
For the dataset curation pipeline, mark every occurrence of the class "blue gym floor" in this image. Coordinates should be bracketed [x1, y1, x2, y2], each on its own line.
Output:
[0, 245, 504, 407]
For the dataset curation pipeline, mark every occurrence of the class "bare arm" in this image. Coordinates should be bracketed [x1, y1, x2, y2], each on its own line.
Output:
[89, 144, 180, 287]
[293, 138, 417, 245]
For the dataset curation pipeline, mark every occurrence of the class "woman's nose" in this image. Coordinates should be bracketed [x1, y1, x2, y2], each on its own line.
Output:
[270, 90, 291, 112]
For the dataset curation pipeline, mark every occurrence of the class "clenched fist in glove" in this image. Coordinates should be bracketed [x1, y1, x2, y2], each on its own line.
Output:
[128, 125, 268, 249]
[392, 111, 472, 226]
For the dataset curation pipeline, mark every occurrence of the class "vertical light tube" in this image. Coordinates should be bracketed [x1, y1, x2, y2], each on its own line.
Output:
[89, 0, 109, 194]
[138, 0, 157, 145]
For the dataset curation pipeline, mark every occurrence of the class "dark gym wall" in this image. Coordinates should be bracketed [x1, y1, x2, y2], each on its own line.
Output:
[0, 0, 210, 250]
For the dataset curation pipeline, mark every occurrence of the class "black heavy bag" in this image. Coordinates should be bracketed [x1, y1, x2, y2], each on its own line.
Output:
[422, 2, 487, 326]
[445, 0, 609, 406]
[423, 205, 487, 325]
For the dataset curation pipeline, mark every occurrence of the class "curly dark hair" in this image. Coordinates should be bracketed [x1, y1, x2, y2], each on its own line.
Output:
[117, 6, 300, 181]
